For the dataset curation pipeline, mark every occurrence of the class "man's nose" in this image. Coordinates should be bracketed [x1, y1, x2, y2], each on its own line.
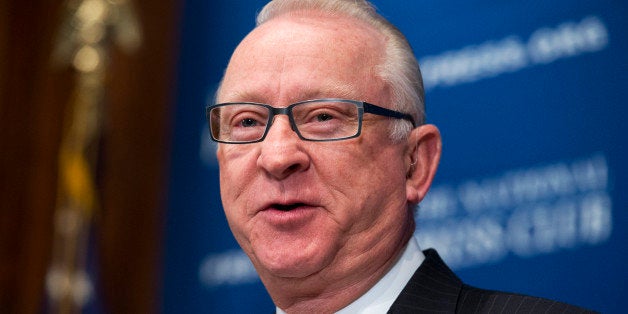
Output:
[257, 116, 310, 180]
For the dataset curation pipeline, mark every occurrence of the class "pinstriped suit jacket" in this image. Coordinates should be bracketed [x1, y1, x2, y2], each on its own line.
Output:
[388, 249, 596, 314]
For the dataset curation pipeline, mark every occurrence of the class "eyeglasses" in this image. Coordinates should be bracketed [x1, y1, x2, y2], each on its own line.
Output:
[206, 98, 416, 144]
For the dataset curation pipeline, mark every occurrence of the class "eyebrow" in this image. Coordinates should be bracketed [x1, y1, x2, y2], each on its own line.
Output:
[297, 84, 358, 101]
[219, 84, 361, 105]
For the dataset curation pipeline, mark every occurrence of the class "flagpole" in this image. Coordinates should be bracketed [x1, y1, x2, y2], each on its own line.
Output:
[46, 0, 141, 312]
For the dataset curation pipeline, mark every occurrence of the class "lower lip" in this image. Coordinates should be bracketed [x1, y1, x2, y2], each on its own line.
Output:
[258, 206, 318, 229]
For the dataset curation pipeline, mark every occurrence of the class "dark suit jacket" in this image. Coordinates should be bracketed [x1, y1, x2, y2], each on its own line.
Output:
[388, 249, 596, 314]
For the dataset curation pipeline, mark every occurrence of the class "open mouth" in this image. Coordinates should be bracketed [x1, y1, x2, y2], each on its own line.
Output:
[272, 203, 307, 211]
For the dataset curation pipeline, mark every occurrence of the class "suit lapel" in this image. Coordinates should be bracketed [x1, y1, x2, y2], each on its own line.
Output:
[388, 249, 463, 313]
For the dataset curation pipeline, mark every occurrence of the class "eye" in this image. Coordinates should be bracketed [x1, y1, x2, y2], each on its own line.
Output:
[315, 113, 334, 122]
[228, 108, 267, 129]
[293, 101, 357, 127]
[240, 118, 259, 127]
[302, 107, 344, 124]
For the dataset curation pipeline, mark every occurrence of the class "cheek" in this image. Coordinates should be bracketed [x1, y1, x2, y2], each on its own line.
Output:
[327, 140, 405, 189]
[315, 143, 406, 223]
[218, 162, 260, 254]
[217, 148, 259, 225]
[218, 146, 256, 193]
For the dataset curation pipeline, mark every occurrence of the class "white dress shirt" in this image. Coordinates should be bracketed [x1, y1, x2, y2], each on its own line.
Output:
[276, 236, 425, 314]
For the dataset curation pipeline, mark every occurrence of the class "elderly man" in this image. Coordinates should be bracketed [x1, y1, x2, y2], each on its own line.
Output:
[207, 0, 595, 313]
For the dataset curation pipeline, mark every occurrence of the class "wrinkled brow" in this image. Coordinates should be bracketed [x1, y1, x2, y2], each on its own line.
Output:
[218, 83, 361, 105]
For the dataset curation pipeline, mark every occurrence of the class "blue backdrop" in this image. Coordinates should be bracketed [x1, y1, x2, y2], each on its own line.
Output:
[165, 1, 628, 313]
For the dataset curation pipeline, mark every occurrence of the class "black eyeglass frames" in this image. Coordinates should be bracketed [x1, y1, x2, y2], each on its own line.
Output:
[206, 98, 416, 144]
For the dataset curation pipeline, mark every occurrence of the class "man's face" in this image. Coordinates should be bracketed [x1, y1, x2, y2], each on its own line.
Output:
[216, 14, 416, 281]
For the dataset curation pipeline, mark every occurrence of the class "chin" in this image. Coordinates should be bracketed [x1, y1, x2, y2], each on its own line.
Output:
[252, 244, 332, 279]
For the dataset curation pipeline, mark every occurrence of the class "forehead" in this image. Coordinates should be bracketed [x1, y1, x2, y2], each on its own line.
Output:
[218, 12, 388, 104]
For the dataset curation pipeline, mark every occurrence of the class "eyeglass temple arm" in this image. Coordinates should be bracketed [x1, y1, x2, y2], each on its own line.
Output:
[362, 102, 416, 127]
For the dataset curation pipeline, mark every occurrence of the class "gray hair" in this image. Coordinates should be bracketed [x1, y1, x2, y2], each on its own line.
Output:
[256, 0, 425, 140]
